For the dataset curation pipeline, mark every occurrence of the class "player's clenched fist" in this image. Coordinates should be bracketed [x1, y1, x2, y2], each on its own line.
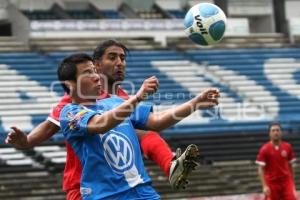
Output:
[195, 88, 220, 109]
[5, 126, 29, 149]
[136, 76, 159, 101]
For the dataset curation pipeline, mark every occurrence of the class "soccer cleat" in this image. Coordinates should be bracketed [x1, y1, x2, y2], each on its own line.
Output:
[169, 144, 200, 190]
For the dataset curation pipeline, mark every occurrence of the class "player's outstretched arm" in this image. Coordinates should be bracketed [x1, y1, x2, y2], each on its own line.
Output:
[144, 88, 219, 131]
[87, 76, 159, 133]
[5, 120, 60, 149]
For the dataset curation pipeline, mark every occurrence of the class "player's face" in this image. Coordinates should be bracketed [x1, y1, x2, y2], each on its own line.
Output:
[94, 45, 126, 84]
[269, 125, 282, 142]
[75, 61, 101, 99]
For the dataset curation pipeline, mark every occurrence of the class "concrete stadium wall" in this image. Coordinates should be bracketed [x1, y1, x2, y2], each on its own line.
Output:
[286, 0, 300, 19]
[155, 0, 182, 10]
[10, 0, 60, 10]
[7, 3, 30, 43]
[90, 0, 122, 10]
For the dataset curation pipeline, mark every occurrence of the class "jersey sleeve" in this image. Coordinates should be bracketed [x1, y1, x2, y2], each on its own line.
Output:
[47, 94, 71, 127]
[255, 146, 267, 166]
[60, 104, 98, 140]
[130, 103, 153, 129]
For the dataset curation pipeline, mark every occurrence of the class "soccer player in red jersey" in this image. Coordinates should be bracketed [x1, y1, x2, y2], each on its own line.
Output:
[256, 122, 297, 200]
[6, 40, 203, 199]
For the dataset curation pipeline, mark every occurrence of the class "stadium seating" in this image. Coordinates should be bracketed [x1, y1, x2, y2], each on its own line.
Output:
[66, 10, 100, 19]
[1, 0, 300, 199]
[101, 10, 124, 19]
[167, 10, 186, 18]
[0, 52, 61, 141]
[22, 6, 122, 20]
[137, 10, 163, 19]
[22, 10, 62, 20]
[185, 47, 300, 126]
[29, 37, 164, 52]
[136, 3, 169, 19]
[1, 33, 300, 199]
[0, 146, 64, 200]
[1, 47, 300, 141]
[167, 33, 290, 49]
[0, 37, 30, 52]
[1, 131, 299, 199]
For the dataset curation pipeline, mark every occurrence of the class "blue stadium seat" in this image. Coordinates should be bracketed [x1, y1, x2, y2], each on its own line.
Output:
[22, 10, 61, 20]
[67, 10, 99, 19]
[167, 10, 186, 18]
[101, 10, 123, 19]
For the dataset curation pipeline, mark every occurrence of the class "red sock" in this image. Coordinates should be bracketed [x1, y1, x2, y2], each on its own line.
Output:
[140, 131, 173, 177]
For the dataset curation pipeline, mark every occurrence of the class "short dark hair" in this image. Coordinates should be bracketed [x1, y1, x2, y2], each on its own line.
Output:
[57, 53, 93, 94]
[268, 121, 282, 133]
[93, 39, 129, 60]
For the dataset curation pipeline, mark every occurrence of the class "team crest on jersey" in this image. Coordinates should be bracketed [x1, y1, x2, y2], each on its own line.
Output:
[67, 110, 88, 130]
[102, 130, 135, 174]
[281, 150, 287, 157]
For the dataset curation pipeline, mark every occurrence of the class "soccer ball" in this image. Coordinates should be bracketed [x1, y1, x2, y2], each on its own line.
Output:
[184, 3, 227, 46]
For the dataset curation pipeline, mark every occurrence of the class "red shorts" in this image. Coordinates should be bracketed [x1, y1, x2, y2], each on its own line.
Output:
[265, 179, 296, 200]
[66, 188, 82, 200]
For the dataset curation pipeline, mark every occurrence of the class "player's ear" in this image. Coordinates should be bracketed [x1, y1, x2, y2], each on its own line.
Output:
[64, 80, 75, 94]
[94, 60, 102, 73]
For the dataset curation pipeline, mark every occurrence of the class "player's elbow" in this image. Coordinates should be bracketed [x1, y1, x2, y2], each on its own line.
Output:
[87, 115, 121, 134]
[145, 115, 166, 132]
[87, 115, 106, 134]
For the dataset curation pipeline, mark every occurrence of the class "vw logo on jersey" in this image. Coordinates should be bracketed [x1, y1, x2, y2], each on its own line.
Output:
[102, 130, 134, 174]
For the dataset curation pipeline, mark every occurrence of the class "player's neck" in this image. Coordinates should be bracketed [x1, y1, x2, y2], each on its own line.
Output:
[71, 94, 96, 104]
[106, 83, 119, 95]
[271, 140, 281, 146]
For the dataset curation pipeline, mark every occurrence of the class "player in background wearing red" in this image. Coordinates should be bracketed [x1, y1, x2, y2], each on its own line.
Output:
[6, 40, 201, 199]
[256, 122, 297, 200]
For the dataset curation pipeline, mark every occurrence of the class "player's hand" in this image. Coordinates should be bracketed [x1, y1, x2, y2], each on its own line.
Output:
[195, 88, 220, 109]
[5, 126, 29, 149]
[263, 185, 270, 196]
[136, 76, 159, 101]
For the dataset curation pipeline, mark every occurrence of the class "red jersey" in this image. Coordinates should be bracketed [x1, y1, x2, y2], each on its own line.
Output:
[255, 141, 296, 182]
[47, 88, 129, 191]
